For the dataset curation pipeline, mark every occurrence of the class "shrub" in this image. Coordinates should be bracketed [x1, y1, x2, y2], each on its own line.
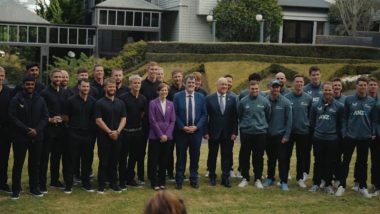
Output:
[334, 65, 379, 77]
[0, 53, 26, 86]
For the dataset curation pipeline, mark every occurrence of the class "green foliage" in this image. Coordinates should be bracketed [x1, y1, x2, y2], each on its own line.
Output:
[0, 53, 26, 85]
[119, 40, 148, 69]
[334, 65, 379, 77]
[35, 0, 87, 24]
[147, 42, 380, 60]
[213, 0, 282, 41]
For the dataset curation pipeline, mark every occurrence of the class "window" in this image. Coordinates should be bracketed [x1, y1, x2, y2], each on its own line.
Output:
[134, 12, 142, 26]
[88, 29, 95, 45]
[108, 10, 116, 25]
[99, 10, 107, 25]
[143, 12, 150, 27]
[78, 29, 86, 44]
[69, 28, 77, 44]
[126, 11, 133, 26]
[28, 27, 37, 43]
[38, 27, 47, 43]
[0, 25, 8, 41]
[152, 13, 159, 27]
[59, 28, 68, 44]
[9, 26, 17, 42]
[117, 11, 125, 26]
[19, 26, 27, 42]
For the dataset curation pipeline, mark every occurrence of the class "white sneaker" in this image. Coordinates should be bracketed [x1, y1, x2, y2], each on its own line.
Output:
[352, 182, 359, 192]
[236, 171, 243, 179]
[319, 179, 326, 189]
[297, 179, 307, 188]
[372, 190, 379, 197]
[205, 171, 209, 177]
[238, 179, 248, 188]
[359, 188, 372, 199]
[335, 186, 345, 197]
[230, 170, 236, 178]
[309, 185, 319, 192]
[325, 186, 334, 195]
[302, 172, 309, 181]
[255, 179, 264, 189]
[333, 180, 341, 189]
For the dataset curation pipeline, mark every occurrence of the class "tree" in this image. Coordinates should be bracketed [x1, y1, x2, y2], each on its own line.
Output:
[330, 0, 375, 36]
[35, 0, 87, 24]
[213, 0, 283, 42]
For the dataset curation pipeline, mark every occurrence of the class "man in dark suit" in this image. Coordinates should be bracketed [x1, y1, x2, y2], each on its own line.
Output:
[204, 77, 238, 187]
[173, 74, 207, 189]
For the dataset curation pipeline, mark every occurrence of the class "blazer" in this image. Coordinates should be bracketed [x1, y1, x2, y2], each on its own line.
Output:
[205, 92, 238, 139]
[173, 90, 207, 136]
[148, 98, 176, 140]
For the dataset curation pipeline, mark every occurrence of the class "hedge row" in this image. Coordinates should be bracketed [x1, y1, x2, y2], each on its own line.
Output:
[333, 65, 379, 77]
[147, 42, 380, 60]
[145, 53, 376, 64]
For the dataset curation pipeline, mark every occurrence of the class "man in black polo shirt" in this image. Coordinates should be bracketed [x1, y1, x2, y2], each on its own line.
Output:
[112, 68, 129, 97]
[12, 63, 45, 96]
[95, 78, 126, 193]
[119, 75, 147, 188]
[140, 61, 161, 183]
[91, 64, 105, 99]
[39, 69, 69, 193]
[9, 76, 48, 199]
[63, 79, 96, 193]
[0, 67, 12, 194]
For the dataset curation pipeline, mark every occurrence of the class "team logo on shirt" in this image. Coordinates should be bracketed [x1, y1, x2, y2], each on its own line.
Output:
[301, 102, 308, 106]
[364, 104, 371, 109]
[352, 102, 358, 107]
[318, 114, 330, 120]
[19, 104, 24, 108]
[275, 106, 283, 110]
[329, 108, 336, 113]
[353, 110, 365, 116]
[313, 97, 320, 102]
[245, 105, 250, 109]
[317, 106, 323, 111]
[257, 104, 265, 108]
[306, 91, 312, 94]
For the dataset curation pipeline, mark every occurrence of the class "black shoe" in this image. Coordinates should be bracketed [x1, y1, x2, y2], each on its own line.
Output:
[175, 183, 182, 190]
[10, 192, 19, 200]
[97, 187, 105, 194]
[82, 183, 95, 193]
[210, 178, 216, 186]
[0, 184, 12, 194]
[190, 182, 199, 189]
[127, 180, 140, 187]
[63, 186, 72, 194]
[40, 186, 48, 194]
[111, 184, 122, 193]
[119, 183, 127, 191]
[30, 189, 44, 197]
[50, 181, 65, 189]
[221, 179, 232, 188]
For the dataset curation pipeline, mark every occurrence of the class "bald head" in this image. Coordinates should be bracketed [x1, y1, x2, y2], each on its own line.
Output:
[217, 77, 228, 94]
[275, 72, 286, 85]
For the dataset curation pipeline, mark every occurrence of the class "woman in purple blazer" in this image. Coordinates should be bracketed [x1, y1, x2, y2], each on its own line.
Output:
[148, 83, 176, 190]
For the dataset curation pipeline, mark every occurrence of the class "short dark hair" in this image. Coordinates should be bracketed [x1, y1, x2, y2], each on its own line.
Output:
[184, 74, 196, 83]
[172, 68, 183, 77]
[309, 66, 320, 75]
[77, 67, 88, 74]
[77, 78, 90, 85]
[369, 77, 378, 83]
[293, 74, 304, 79]
[248, 73, 261, 81]
[22, 75, 36, 83]
[323, 81, 333, 88]
[331, 77, 342, 82]
[249, 80, 259, 86]
[93, 64, 103, 71]
[26, 63, 39, 71]
[224, 74, 233, 79]
[356, 76, 368, 85]
[157, 82, 169, 92]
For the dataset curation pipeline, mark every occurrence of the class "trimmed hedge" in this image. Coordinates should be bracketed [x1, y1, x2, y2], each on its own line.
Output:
[145, 53, 377, 64]
[334, 65, 379, 77]
[148, 42, 380, 60]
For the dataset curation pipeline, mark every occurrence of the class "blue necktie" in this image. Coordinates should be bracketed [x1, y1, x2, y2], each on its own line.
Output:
[188, 95, 193, 126]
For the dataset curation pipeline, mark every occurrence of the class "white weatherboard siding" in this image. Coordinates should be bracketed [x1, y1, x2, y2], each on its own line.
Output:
[197, 0, 217, 15]
[158, 0, 180, 10]
[282, 10, 328, 22]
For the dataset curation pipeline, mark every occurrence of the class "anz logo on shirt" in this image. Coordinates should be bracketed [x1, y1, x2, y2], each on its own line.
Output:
[313, 97, 320, 102]
[353, 110, 365, 116]
[318, 114, 330, 120]
[257, 104, 265, 108]
[275, 106, 283, 110]
[301, 102, 308, 106]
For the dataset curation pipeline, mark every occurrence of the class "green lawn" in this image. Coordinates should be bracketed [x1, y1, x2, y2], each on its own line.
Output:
[0, 143, 379, 214]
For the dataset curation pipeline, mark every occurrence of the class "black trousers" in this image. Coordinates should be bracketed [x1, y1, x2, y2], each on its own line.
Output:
[119, 131, 129, 184]
[12, 139, 42, 193]
[97, 134, 121, 188]
[166, 141, 176, 177]
[312, 138, 338, 187]
[125, 130, 145, 182]
[0, 127, 11, 188]
[266, 135, 293, 183]
[288, 133, 312, 180]
[371, 138, 380, 189]
[339, 138, 371, 188]
[40, 124, 66, 187]
[240, 133, 266, 181]
[208, 136, 234, 180]
[64, 129, 93, 188]
[148, 139, 171, 187]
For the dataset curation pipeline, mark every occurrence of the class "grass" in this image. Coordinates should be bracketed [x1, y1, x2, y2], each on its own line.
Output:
[0, 142, 379, 214]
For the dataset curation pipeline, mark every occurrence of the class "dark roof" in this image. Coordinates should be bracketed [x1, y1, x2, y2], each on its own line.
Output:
[278, 0, 331, 9]
[0, 0, 49, 24]
[96, 0, 162, 11]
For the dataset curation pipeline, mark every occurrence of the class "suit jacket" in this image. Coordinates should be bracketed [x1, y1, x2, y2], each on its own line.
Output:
[173, 91, 207, 137]
[148, 98, 176, 140]
[205, 92, 238, 139]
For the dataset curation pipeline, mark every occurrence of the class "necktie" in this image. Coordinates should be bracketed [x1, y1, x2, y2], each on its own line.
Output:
[220, 95, 225, 114]
[188, 95, 193, 126]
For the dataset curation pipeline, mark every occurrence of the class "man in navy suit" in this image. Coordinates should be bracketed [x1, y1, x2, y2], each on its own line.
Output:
[173, 74, 207, 189]
[204, 77, 238, 187]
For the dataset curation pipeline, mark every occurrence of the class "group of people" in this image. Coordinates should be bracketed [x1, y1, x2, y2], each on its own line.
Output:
[0, 62, 379, 200]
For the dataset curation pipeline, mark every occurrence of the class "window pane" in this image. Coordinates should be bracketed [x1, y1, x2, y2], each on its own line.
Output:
[99, 10, 107, 25]
[69, 28, 77, 44]
[29, 26, 37, 43]
[126, 11, 133, 26]
[88, 29, 95, 45]
[143, 12, 150, 27]
[117, 11, 124, 26]
[9, 26, 17, 42]
[78, 29, 86, 44]
[19, 26, 27, 42]
[50, 28, 58, 43]
[38, 27, 47, 43]
[152, 13, 159, 27]
[108, 10, 116, 25]
[134, 12, 142, 26]
[59, 28, 68, 44]
[0, 25, 8, 41]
